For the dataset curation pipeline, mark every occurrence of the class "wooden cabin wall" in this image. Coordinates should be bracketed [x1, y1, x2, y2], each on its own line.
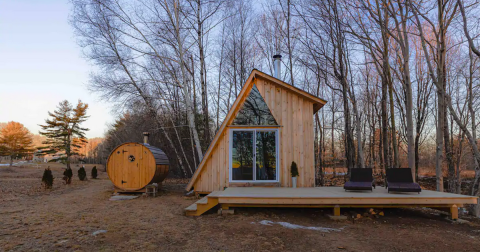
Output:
[193, 78, 315, 193]
[256, 78, 315, 188]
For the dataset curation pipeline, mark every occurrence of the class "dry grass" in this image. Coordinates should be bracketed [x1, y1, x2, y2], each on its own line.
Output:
[0, 167, 16, 173]
[1, 163, 480, 251]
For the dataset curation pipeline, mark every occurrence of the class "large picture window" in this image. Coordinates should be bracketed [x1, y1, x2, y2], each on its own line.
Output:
[230, 129, 279, 182]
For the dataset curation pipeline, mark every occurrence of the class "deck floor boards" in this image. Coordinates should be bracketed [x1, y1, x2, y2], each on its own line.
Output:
[207, 187, 477, 206]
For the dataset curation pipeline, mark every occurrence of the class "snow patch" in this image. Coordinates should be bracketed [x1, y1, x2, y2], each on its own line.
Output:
[255, 220, 343, 232]
[109, 195, 139, 201]
[92, 230, 107, 236]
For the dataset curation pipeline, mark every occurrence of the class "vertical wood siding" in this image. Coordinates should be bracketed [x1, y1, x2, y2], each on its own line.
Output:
[193, 78, 315, 192]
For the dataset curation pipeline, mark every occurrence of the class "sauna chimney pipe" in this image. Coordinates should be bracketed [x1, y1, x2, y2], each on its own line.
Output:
[143, 132, 150, 145]
[273, 54, 282, 79]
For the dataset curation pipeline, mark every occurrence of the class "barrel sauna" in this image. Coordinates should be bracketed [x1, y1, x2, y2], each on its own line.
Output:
[107, 133, 169, 192]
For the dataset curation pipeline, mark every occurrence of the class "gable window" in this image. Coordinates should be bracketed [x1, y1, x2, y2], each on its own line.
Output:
[230, 129, 279, 182]
[232, 84, 278, 126]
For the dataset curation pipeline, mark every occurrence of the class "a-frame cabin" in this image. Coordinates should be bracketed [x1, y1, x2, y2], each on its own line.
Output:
[184, 69, 477, 218]
[186, 69, 327, 194]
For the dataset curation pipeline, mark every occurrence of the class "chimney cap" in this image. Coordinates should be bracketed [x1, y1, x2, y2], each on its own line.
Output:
[273, 54, 282, 59]
[143, 132, 150, 136]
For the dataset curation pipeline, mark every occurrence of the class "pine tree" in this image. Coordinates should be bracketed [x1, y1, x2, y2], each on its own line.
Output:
[63, 168, 73, 184]
[42, 168, 54, 189]
[78, 166, 87, 181]
[0, 121, 34, 167]
[38, 100, 89, 169]
[91, 166, 98, 179]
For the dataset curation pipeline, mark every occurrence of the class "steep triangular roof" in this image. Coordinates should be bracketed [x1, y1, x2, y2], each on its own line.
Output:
[185, 69, 327, 191]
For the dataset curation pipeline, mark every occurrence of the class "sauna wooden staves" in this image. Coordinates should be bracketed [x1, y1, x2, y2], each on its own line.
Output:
[107, 140, 169, 192]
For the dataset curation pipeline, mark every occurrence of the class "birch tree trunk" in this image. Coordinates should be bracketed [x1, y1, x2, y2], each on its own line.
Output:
[354, 105, 365, 168]
[399, 3, 415, 176]
[173, 1, 204, 162]
[381, 38, 390, 171]
[388, 77, 400, 168]
[195, 0, 210, 146]
[286, 0, 294, 86]
[216, 23, 226, 131]
[350, 85, 365, 168]
[468, 48, 479, 195]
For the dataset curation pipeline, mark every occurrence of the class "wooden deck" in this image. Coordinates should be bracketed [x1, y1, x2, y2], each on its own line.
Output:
[185, 187, 478, 219]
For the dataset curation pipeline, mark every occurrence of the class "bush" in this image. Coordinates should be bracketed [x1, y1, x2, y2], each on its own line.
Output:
[42, 168, 54, 189]
[290, 161, 299, 177]
[91, 166, 98, 179]
[78, 166, 87, 181]
[63, 168, 73, 184]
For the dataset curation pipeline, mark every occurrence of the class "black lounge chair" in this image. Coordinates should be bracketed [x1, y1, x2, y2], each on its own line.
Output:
[344, 168, 375, 191]
[386, 168, 421, 193]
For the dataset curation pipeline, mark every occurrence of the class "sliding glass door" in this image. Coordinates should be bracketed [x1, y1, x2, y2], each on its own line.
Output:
[230, 129, 278, 182]
[231, 131, 254, 180]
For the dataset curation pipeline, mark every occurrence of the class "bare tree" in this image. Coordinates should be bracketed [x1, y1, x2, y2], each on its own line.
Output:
[70, 0, 204, 175]
[297, 0, 356, 171]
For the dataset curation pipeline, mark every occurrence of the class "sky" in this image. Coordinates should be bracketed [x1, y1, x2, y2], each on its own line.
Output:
[0, 0, 113, 138]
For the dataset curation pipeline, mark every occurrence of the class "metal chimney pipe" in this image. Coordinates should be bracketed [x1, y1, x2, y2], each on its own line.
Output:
[273, 54, 282, 79]
[143, 132, 150, 145]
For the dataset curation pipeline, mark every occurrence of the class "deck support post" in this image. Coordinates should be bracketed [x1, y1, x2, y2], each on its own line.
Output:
[221, 204, 230, 210]
[334, 205, 341, 216]
[450, 204, 458, 220]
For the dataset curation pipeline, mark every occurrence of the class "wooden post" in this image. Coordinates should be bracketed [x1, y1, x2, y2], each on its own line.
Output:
[221, 204, 230, 210]
[334, 205, 341, 216]
[450, 204, 458, 220]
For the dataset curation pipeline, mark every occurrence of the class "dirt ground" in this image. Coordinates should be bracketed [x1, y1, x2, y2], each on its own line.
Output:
[2, 163, 480, 252]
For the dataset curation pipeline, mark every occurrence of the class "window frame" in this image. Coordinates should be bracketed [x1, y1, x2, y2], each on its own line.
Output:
[229, 128, 280, 183]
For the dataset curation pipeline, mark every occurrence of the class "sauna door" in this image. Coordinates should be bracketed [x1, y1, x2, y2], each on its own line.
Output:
[121, 143, 141, 190]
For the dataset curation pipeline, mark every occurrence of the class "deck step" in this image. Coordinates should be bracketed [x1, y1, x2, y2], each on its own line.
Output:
[196, 197, 208, 205]
[185, 202, 197, 211]
[185, 192, 220, 216]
